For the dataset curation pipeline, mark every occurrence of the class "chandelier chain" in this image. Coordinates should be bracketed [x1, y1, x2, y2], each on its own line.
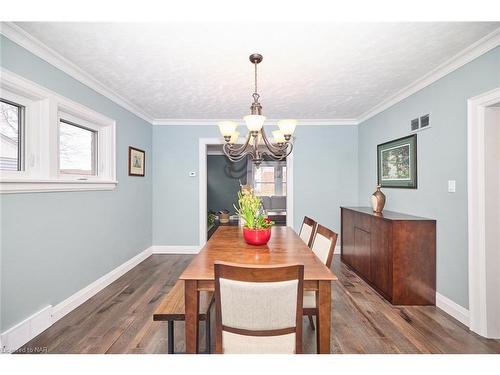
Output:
[253, 62, 260, 103]
[254, 62, 257, 94]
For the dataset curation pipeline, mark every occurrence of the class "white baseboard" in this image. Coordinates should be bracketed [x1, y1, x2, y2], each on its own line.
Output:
[0, 306, 52, 353]
[51, 246, 153, 322]
[0, 246, 153, 353]
[436, 292, 470, 327]
[152, 245, 201, 254]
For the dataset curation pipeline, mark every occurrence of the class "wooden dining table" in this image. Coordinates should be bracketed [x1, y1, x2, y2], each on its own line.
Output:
[179, 225, 337, 354]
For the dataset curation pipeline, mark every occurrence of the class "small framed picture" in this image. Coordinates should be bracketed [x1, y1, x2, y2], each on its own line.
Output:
[128, 146, 145, 177]
[377, 134, 417, 188]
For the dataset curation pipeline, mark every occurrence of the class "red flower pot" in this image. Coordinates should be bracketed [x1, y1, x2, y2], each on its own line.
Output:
[243, 227, 271, 246]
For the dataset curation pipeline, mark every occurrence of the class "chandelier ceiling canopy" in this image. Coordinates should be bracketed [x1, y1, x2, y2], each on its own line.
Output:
[218, 54, 296, 166]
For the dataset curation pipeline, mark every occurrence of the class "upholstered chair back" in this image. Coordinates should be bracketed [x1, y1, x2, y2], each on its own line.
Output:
[214, 262, 304, 354]
[299, 216, 317, 248]
[311, 224, 338, 268]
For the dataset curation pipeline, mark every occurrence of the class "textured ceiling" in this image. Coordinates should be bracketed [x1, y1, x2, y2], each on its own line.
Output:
[14, 22, 500, 119]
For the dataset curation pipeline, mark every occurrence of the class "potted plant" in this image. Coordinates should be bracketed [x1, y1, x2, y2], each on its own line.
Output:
[207, 210, 217, 231]
[234, 191, 275, 246]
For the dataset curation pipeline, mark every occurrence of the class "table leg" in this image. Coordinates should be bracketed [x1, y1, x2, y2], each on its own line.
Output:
[185, 280, 199, 353]
[316, 280, 331, 354]
[167, 321, 174, 354]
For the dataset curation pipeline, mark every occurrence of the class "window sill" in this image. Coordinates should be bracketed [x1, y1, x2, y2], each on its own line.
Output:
[0, 179, 118, 194]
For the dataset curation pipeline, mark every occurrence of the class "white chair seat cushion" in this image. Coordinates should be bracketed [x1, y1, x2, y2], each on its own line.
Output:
[222, 331, 296, 354]
[303, 290, 316, 308]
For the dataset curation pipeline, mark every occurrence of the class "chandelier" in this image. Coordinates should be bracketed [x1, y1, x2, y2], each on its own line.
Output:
[217, 53, 296, 166]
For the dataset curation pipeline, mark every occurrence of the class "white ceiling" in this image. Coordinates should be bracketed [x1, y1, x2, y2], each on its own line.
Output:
[13, 22, 500, 120]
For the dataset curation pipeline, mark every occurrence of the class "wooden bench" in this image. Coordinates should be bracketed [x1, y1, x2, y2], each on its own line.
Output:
[153, 280, 214, 354]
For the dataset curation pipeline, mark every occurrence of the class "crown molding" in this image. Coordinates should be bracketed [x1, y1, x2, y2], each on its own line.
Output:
[357, 26, 500, 124]
[2, 22, 499, 127]
[152, 118, 359, 126]
[0, 22, 153, 124]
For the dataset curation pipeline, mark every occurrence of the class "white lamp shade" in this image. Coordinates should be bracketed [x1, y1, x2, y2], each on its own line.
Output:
[229, 131, 239, 144]
[272, 130, 286, 143]
[244, 115, 266, 132]
[277, 119, 297, 136]
[218, 121, 238, 137]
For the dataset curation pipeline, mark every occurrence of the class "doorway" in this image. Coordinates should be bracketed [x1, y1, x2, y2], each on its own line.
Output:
[467, 87, 500, 338]
[198, 137, 294, 247]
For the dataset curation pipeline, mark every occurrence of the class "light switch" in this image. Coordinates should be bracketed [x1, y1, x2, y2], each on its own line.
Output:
[189, 171, 196, 177]
[448, 180, 456, 193]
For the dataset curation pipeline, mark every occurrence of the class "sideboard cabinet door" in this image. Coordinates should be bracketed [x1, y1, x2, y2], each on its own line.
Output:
[341, 208, 355, 267]
[354, 226, 371, 280]
[370, 217, 393, 299]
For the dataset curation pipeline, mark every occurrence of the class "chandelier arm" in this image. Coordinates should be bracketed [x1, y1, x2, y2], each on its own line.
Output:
[260, 127, 282, 154]
[224, 132, 252, 154]
[259, 151, 281, 161]
[225, 145, 252, 159]
[223, 143, 249, 159]
[224, 146, 256, 162]
[262, 141, 293, 160]
[225, 153, 249, 163]
[281, 141, 294, 159]
[260, 127, 291, 156]
[223, 149, 245, 162]
[223, 135, 257, 160]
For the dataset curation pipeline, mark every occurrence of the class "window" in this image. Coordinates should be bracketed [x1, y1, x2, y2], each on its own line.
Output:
[254, 166, 276, 196]
[0, 69, 116, 193]
[253, 161, 287, 196]
[59, 120, 97, 175]
[0, 98, 24, 171]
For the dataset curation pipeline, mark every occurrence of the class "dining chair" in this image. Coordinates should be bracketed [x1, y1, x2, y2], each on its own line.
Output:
[303, 224, 338, 330]
[299, 216, 317, 248]
[214, 261, 304, 354]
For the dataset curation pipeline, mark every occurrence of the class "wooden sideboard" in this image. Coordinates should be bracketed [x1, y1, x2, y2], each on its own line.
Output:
[341, 207, 436, 305]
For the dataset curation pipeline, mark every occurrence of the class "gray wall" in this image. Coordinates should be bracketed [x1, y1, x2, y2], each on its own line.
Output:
[207, 155, 247, 215]
[0, 36, 153, 332]
[358, 46, 500, 309]
[153, 125, 359, 246]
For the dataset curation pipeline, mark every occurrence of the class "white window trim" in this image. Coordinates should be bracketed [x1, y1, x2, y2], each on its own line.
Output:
[0, 68, 117, 193]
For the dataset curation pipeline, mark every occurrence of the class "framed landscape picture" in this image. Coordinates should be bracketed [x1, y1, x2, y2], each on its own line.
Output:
[128, 146, 145, 177]
[377, 134, 417, 188]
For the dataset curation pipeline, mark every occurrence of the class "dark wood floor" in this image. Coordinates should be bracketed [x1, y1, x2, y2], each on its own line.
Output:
[18, 254, 500, 354]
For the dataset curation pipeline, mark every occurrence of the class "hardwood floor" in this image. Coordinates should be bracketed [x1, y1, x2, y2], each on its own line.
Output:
[17, 254, 500, 354]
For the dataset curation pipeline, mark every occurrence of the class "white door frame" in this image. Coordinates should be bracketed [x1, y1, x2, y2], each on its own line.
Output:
[467, 87, 500, 337]
[198, 137, 294, 247]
